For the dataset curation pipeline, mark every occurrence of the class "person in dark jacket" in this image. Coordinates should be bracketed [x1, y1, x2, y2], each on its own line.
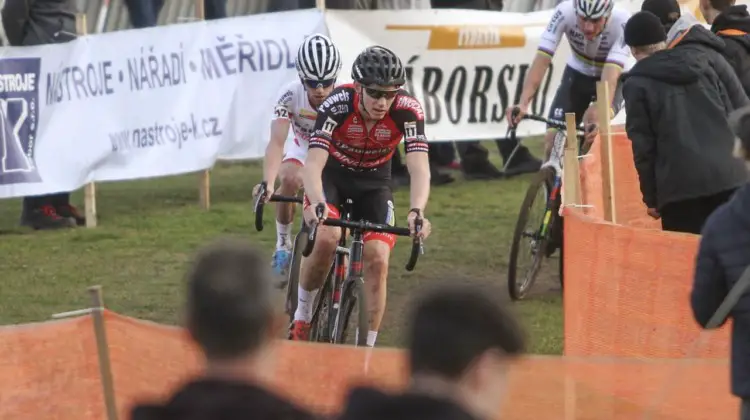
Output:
[644, 0, 750, 97]
[622, 11, 748, 234]
[337, 285, 525, 420]
[130, 238, 317, 420]
[702, 0, 750, 98]
[691, 105, 750, 420]
[1, 0, 82, 229]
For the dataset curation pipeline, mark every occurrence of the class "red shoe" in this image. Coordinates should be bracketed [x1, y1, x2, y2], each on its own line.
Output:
[56, 204, 85, 226]
[29, 205, 75, 230]
[288, 320, 311, 341]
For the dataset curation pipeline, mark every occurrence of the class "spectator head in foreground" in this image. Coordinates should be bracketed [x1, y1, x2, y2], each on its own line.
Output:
[625, 11, 668, 60]
[641, 0, 681, 33]
[337, 285, 526, 420]
[131, 238, 316, 420]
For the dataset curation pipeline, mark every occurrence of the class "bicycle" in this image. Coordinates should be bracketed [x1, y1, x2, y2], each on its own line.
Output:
[253, 181, 306, 317]
[301, 202, 424, 347]
[506, 113, 586, 301]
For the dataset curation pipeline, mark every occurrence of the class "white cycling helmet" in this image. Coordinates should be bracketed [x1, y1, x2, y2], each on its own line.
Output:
[296, 34, 342, 82]
[574, 0, 614, 19]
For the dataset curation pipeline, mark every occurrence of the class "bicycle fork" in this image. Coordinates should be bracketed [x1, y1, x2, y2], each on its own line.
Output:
[539, 175, 562, 239]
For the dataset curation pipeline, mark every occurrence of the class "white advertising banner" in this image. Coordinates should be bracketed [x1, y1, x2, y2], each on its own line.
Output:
[325, 9, 581, 141]
[0, 9, 325, 199]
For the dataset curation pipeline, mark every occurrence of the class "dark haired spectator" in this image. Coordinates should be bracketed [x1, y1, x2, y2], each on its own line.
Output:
[622, 11, 748, 234]
[130, 238, 317, 420]
[701, 0, 750, 97]
[691, 105, 750, 420]
[337, 285, 525, 420]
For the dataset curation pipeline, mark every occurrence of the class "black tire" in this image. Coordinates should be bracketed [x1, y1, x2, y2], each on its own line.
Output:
[508, 166, 556, 301]
[333, 279, 368, 346]
[309, 270, 334, 343]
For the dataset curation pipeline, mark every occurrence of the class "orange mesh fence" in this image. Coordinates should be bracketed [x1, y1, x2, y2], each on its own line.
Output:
[579, 129, 661, 229]
[0, 316, 105, 418]
[563, 211, 730, 359]
[0, 311, 738, 420]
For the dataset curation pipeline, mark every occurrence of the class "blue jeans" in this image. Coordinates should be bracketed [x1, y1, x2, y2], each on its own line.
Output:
[124, 0, 226, 28]
[742, 399, 750, 420]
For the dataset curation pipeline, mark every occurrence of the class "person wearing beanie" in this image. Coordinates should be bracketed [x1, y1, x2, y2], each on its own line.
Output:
[691, 104, 750, 420]
[621, 11, 748, 234]
[641, 0, 682, 33]
[701, 0, 750, 97]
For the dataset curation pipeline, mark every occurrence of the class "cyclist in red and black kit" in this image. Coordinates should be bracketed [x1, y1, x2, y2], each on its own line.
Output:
[290, 45, 433, 346]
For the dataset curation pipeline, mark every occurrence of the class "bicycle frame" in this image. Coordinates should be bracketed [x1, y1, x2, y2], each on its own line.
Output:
[538, 130, 567, 239]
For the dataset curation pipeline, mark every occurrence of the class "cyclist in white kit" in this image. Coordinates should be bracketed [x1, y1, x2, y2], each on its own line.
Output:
[507, 0, 632, 155]
[254, 34, 343, 276]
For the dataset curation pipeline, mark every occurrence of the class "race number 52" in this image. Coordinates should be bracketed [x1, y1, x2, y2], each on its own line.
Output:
[0, 97, 33, 174]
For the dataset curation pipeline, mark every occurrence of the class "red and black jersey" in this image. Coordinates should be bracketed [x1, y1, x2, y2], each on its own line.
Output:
[308, 84, 429, 175]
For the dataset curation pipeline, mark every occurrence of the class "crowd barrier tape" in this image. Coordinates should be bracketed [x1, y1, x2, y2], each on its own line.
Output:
[0, 310, 738, 419]
[0, 6, 614, 199]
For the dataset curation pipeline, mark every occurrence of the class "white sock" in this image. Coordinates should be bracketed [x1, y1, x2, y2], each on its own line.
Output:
[294, 286, 319, 323]
[359, 330, 377, 347]
[276, 222, 291, 250]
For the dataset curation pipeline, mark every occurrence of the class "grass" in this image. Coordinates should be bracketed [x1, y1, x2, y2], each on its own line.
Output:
[0, 140, 564, 354]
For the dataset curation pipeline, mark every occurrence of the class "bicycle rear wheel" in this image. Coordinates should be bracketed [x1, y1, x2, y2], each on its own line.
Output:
[508, 166, 556, 300]
[333, 279, 368, 347]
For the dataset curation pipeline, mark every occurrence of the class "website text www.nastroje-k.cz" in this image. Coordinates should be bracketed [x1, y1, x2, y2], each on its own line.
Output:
[109, 114, 223, 152]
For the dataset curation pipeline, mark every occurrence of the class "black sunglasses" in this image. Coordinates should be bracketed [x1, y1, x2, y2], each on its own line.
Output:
[364, 87, 399, 100]
[302, 78, 336, 89]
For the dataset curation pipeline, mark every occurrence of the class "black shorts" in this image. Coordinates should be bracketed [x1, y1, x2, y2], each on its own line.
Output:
[546, 65, 624, 130]
[319, 164, 397, 248]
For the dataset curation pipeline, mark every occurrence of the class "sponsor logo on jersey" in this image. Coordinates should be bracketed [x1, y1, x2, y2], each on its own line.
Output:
[373, 126, 392, 143]
[547, 9, 563, 33]
[299, 108, 316, 120]
[347, 124, 364, 136]
[395, 96, 425, 120]
[330, 104, 350, 115]
[278, 89, 293, 105]
[320, 90, 351, 110]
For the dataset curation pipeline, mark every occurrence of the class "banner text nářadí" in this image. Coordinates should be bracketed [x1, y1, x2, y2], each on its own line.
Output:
[109, 114, 223, 153]
[44, 35, 297, 105]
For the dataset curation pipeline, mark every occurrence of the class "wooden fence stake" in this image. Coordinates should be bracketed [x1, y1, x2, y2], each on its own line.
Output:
[88, 286, 118, 420]
[195, 0, 210, 210]
[76, 13, 98, 228]
[595, 82, 616, 223]
[562, 112, 581, 208]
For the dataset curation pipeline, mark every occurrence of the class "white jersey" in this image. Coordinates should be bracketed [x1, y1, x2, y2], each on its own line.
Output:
[538, 0, 632, 77]
[272, 81, 320, 146]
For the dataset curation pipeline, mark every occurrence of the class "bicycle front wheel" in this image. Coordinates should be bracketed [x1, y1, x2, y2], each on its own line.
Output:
[333, 279, 368, 347]
[508, 166, 556, 300]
